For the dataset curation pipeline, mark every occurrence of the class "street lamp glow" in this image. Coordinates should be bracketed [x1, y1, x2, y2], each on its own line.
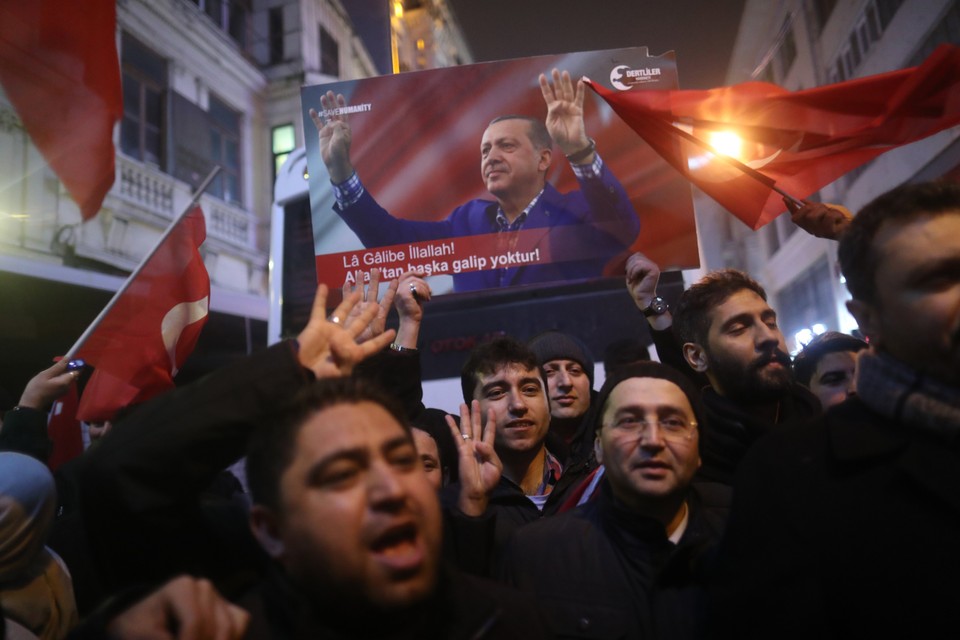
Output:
[707, 130, 743, 159]
[795, 328, 815, 349]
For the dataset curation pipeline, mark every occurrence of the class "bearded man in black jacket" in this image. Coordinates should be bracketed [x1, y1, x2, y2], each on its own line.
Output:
[711, 181, 960, 638]
[627, 254, 821, 487]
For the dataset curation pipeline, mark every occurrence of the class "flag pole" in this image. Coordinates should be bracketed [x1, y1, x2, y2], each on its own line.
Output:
[65, 166, 221, 360]
[654, 118, 806, 209]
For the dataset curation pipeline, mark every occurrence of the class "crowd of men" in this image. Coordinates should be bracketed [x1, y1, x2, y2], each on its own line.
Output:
[1, 135, 958, 638]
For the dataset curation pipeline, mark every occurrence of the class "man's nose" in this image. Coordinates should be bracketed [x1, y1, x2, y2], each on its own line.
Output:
[368, 463, 407, 510]
[756, 322, 781, 349]
[485, 146, 504, 164]
[509, 391, 529, 415]
[555, 369, 572, 390]
[638, 422, 666, 450]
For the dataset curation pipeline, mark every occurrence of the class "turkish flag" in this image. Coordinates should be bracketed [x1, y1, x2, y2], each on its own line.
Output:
[75, 207, 210, 422]
[0, 0, 122, 221]
[588, 44, 960, 229]
[46, 382, 84, 471]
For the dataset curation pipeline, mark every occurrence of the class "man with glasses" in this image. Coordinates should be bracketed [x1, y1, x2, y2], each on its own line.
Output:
[499, 362, 726, 639]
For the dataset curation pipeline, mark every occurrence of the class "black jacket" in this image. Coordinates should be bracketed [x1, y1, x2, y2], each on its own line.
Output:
[501, 480, 728, 639]
[710, 396, 960, 638]
[74, 343, 309, 603]
[442, 452, 595, 571]
[69, 562, 551, 640]
[697, 383, 820, 485]
[235, 563, 550, 640]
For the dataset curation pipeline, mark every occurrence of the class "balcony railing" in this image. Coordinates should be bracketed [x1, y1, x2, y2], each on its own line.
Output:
[118, 158, 175, 216]
[114, 154, 256, 250]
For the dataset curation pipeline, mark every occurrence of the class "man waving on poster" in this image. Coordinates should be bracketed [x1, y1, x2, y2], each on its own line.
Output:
[310, 69, 641, 293]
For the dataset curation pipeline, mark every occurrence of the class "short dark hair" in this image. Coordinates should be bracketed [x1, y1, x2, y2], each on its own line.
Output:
[246, 377, 410, 511]
[838, 180, 960, 305]
[672, 269, 768, 346]
[792, 331, 869, 386]
[460, 337, 540, 404]
[591, 361, 706, 455]
[487, 115, 553, 151]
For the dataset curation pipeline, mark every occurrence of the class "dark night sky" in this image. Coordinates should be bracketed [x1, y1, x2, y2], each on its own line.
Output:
[448, 0, 747, 89]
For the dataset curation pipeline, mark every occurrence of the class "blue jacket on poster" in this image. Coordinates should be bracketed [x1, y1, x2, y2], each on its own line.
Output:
[334, 165, 641, 293]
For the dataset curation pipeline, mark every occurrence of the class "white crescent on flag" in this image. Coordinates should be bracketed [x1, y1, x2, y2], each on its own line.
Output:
[161, 296, 210, 376]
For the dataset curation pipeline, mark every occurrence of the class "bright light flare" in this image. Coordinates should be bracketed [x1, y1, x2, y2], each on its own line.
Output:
[794, 328, 815, 349]
[707, 130, 743, 159]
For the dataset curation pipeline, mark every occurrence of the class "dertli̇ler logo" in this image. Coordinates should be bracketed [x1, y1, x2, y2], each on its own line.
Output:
[610, 65, 662, 90]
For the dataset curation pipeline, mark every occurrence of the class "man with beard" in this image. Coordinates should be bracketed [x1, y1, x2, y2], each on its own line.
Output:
[628, 258, 820, 485]
[792, 330, 869, 409]
[710, 180, 960, 638]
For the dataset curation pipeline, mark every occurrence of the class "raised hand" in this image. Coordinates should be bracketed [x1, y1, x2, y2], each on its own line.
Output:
[105, 575, 249, 640]
[785, 198, 853, 240]
[296, 284, 396, 379]
[626, 252, 672, 330]
[625, 251, 661, 310]
[309, 90, 354, 183]
[446, 400, 501, 517]
[341, 268, 398, 344]
[19, 358, 78, 410]
[539, 68, 591, 156]
[394, 270, 431, 349]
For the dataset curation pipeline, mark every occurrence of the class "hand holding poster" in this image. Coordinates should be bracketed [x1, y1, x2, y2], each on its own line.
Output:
[302, 47, 700, 295]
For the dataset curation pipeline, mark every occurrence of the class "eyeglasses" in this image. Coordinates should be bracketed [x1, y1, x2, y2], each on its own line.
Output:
[604, 416, 697, 442]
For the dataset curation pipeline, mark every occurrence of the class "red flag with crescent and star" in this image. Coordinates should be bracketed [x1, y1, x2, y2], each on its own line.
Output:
[75, 207, 210, 422]
[587, 44, 960, 229]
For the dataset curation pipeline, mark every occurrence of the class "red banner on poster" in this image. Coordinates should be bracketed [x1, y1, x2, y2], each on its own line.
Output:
[314, 225, 637, 287]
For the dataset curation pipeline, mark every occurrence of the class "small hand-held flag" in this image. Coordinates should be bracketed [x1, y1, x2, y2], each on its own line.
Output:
[588, 44, 960, 229]
[67, 169, 220, 422]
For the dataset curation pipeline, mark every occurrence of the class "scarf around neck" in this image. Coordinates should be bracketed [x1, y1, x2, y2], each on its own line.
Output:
[856, 351, 960, 440]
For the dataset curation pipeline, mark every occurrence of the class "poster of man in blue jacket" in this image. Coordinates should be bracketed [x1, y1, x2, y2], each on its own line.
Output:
[301, 47, 699, 295]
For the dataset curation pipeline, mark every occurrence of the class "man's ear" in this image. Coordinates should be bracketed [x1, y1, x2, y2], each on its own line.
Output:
[250, 504, 285, 560]
[683, 342, 709, 373]
[846, 299, 881, 346]
[539, 148, 552, 172]
[593, 434, 604, 465]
